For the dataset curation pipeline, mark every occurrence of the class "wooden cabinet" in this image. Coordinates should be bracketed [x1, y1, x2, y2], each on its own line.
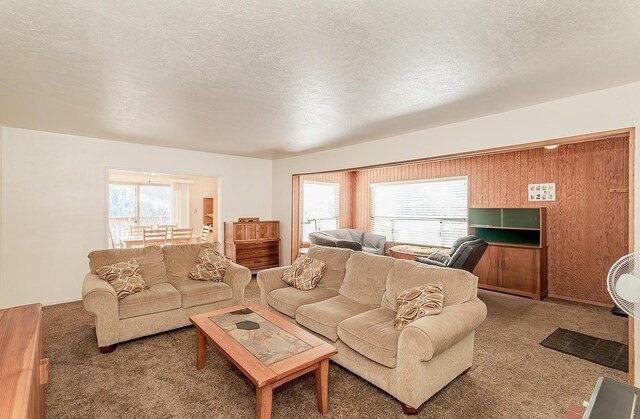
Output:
[224, 221, 280, 270]
[0, 303, 48, 419]
[474, 244, 547, 300]
[470, 207, 547, 300]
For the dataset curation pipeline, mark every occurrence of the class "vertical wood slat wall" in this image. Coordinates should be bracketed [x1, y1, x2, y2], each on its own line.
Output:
[348, 136, 629, 305]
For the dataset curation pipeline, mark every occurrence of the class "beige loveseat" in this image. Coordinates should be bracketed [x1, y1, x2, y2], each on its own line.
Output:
[82, 242, 251, 352]
[257, 246, 487, 413]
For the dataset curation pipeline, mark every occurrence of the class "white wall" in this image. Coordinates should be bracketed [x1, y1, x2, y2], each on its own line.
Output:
[0, 127, 272, 308]
[272, 81, 640, 383]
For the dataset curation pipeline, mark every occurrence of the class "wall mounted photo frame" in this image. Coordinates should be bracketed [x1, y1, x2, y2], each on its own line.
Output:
[528, 183, 556, 201]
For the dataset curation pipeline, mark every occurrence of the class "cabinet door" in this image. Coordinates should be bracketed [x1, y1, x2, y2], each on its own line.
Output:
[234, 223, 258, 241]
[473, 245, 500, 286]
[499, 247, 540, 294]
[267, 222, 279, 239]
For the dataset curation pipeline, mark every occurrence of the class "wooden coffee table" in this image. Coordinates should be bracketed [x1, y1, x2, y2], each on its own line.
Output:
[190, 304, 337, 419]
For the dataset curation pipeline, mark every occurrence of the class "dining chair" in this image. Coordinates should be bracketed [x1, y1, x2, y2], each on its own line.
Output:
[108, 229, 116, 249]
[157, 224, 177, 232]
[142, 229, 167, 246]
[171, 228, 193, 244]
[200, 225, 212, 242]
[130, 225, 152, 236]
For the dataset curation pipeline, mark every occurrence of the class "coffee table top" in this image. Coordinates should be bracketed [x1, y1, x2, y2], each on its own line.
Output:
[190, 304, 337, 387]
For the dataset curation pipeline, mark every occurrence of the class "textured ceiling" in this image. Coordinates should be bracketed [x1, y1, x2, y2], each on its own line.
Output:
[1, 1, 640, 158]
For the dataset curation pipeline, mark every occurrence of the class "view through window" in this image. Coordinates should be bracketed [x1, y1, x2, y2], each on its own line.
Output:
[302, 181, 340, 243]
[371, 177, 468, 247]
[109, 183, 171, 245]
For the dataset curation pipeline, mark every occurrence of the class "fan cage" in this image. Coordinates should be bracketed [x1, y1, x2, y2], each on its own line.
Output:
[607, 251, 640, 319]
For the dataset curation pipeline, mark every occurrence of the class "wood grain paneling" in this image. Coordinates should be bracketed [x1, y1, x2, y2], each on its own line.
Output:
[347, 136, 629, 304]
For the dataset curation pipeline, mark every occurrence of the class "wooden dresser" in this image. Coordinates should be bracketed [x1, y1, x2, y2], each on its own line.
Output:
[0, 303, 48, 419]
[224, 220, 280, 270]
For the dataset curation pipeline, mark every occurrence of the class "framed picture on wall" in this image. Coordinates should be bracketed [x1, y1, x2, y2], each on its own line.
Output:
[528, 183, 556, 201]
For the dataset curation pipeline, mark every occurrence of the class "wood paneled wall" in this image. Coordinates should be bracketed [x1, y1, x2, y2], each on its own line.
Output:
[349, 136, 629, 304]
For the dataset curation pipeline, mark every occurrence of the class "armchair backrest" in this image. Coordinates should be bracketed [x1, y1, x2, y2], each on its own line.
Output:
[448, 238, 488, 272]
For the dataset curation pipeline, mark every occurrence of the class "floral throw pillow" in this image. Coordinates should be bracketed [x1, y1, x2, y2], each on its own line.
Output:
[281, 255, 327, 291]
[97, 260, 147, 300]
[394, 282, 444, 330]
[189, 247, 231, 281]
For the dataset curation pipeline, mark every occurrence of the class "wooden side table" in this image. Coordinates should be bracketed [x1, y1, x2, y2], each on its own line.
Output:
[563, 404, 585, 418]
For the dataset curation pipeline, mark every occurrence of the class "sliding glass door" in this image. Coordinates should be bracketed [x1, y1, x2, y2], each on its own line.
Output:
[108, 183, 171, 247]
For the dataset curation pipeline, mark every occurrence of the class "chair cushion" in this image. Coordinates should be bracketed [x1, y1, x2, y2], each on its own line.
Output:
[381, 259, 477, 311]
[362, 246, 378, 254]
[338, 252, 395, 305]
[97, 259, 146, 300]
[281, 255, 327, 290]
[337, 307, 400, 368]
[188, 247, 230, 281]
[118, 283, 181, 319]
[295, 295, 377, 342]
[267, 287, 339, 318]
[395, 283, 444, 330]
[163, 242, 221, 281]
[170, 280, 233, 308]
[88, 245, 167, 286]
[306, 246, 353, 288]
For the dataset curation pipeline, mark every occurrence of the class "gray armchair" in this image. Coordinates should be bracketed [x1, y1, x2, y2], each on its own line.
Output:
[308, 228, 386, 255]
[415, 235, 488, 273]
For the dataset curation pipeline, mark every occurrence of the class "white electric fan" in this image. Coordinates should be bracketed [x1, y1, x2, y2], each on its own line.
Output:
[607, 251, 640, 319]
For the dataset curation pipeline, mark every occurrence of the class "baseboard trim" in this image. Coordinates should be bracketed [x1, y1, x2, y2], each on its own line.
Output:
[43, 297, 82, 307]
[547, 294, 613, 308]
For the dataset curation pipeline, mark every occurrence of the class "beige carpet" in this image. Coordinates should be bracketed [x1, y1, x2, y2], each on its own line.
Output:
[44, 280, 627, 418]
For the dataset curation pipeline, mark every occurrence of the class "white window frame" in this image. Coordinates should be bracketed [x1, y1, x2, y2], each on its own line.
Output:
[370, 176, 468, 247]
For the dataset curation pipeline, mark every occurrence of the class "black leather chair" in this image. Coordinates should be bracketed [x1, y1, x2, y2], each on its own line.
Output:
[415, 235, 488, 273]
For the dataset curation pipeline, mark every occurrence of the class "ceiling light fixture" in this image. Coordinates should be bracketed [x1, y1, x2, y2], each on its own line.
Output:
[544, 144, 559, 150]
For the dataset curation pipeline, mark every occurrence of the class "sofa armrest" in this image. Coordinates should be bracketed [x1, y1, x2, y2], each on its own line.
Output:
[222, 262, 252, 304]
[398, 298, 487, 361]
[82, 273, 120, 347]
[256, 266, 289, 308]
[335, 240, 362, 251]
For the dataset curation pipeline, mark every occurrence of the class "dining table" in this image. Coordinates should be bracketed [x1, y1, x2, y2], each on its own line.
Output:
[119, 236, 199, 248]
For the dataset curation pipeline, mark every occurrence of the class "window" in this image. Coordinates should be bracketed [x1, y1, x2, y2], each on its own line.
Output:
[371, 177, 468, 247]
[302, 181, 339, 243]
[108, 183, 172, 246]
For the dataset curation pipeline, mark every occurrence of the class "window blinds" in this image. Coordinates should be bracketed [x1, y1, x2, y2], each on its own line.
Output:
[371, 177, 468, 247]
[302, 181, 340, 242]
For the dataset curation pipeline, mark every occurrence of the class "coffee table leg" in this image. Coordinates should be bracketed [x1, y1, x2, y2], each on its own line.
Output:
[196, 328, 206, 370]
[314, 359, 329, 415]
[256, 384, 273, 419]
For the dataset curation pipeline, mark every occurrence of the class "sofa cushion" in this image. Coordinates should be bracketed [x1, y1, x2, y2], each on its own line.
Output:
[118, 283, 181, 319]
[97, 260, 147, 300]
[267, 287, 339, 318]
[281, 255, 327, 290]
[306, 246, 353, 289]
[88, 245, 167, 286]
[381, 259, 477, 311]
[337, 307, 400, 368]
[395, 283, 444, 330]
[188, 247, 230, 281]
[295, 295, 377, 341]
[163, 242, 221, 281]
[338, 252, 395, 305]
[170, 280, 232, 308]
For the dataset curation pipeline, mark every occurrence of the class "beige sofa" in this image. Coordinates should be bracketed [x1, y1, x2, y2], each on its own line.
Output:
[257, 246, 487, 414]
[82, 242, 251, 352]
